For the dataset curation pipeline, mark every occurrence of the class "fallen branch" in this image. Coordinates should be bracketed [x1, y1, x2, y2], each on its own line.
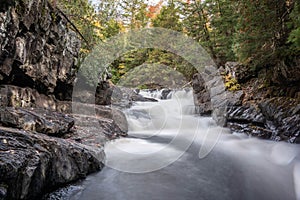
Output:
[46, 0, 90, 46]
[181, 81, 192, 89]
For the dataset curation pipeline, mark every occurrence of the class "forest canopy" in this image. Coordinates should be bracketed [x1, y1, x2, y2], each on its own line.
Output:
[58, 0, 300, 87]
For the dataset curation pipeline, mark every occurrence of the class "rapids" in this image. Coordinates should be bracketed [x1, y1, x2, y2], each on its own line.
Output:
[46, 90, 300, 200]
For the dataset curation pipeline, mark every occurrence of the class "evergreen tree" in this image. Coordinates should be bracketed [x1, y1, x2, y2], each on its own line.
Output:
[233, 0, 295, 69]
[119, 0, 150, 29]
[152, 1, 183, 31]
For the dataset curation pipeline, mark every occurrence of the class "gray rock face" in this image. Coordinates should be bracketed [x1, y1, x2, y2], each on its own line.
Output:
[0, 1, 128, 199]
[0, 107, 74, 136]
[0, 85, 56, 109]
[0, 126, 104, 200]
[192, 63, 300, 143]
[192, 73, 212, 115]
[0, 103, 126, 200]
[192, 65, 243, 125]
[224, 62, 254, 83]
[0, 0, 80, 99]
[226, 97, 300, 142]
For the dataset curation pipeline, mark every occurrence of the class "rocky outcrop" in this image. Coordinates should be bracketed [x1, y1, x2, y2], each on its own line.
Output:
[226, 97, 300, 143]
[192, 73, 212, 115]
[0, 85, 56, 109]
[0, 107, 74, 136]
[0, 126, 104, 200]
[0, 96, 127, 200]
[73, 81, 157, 108]
[192, 63, 300, 143]
[0, 0, 80, 100]
[192, 65, 244, 125]
[0, 0, 128, 199]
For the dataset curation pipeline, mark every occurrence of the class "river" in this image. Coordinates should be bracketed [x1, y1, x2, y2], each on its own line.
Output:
[46, 89, 300, 200]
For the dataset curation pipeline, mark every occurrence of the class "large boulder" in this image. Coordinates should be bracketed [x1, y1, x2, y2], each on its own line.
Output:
[0, 126, 104, 200]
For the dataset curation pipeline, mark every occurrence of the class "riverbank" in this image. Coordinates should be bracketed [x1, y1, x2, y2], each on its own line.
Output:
[192, 62, 300, 143]
[0, 1, 127, 199]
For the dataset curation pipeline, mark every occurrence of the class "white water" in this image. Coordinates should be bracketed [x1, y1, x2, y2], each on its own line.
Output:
[48, 90, 300, 200]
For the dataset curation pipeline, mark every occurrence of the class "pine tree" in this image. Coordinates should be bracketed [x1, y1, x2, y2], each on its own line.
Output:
[152, 1, 183, 31]
[233, 0, 295, 69]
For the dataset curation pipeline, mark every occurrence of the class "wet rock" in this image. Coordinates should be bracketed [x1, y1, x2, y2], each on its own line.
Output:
[226, 104, 272, 139]
[0, 107, 74, 136]
[192, 73, 212, 115]
[226, 97, 300, 142]
[0, 126, 104, 200]
[259, 97, 300, 142]
[161, 89, 172, 100]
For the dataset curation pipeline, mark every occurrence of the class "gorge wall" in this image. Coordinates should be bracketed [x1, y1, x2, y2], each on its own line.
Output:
[0, 1, 127, 199]
[193, 62, 300, 143]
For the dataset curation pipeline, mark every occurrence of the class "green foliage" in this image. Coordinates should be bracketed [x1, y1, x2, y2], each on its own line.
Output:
[119, 0, 150, 29]
[152, 2, 183, 31]
[288, 1, 300, 54]
[179, 0, 237, 65]
[58, 0, 121, 53]
[61, 0, 299, 87]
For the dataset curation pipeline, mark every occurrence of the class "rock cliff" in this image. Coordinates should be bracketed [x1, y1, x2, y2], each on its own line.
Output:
[0, 0, 127, 199]
[193, 62, 300, 143]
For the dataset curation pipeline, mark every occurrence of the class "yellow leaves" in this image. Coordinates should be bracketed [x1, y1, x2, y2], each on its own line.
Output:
[118, 22, 126, 33]
[223, 73, 241, 91]
[206, 21, 213, 32]
[118, 69, 126, 75]
[118, 65, 125, 69]
[93, 20, 102, 29]
[94, 29, 104, 39]
[80, 48, 90, 54]
[224, 73, 232, 81]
